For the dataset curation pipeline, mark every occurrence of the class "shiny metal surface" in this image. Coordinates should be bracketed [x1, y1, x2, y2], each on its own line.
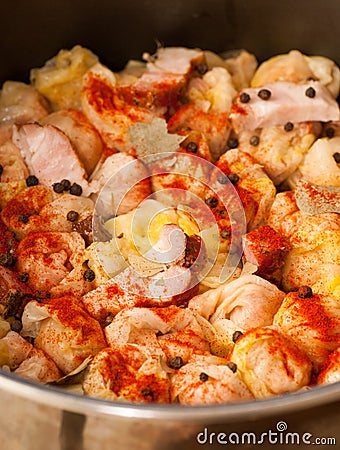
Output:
[0, 1, 340, 448]
[1, 369, 340, 421]
[1, 370, 340, 450]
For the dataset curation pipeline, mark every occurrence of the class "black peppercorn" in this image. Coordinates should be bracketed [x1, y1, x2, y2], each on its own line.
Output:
[105, 313, 114, 326]
[141, 386, 153, 396]
[199, 372, 209, 382]
[18, 272, 29, 283]
[67, 210, 79, 222]
[36, 290, 51, 302]
[284, 122, 294, 132]
[226, 362, 237, 373]
[196, 63, 208, 75]
[220, 229, 231, 240]
[297, 285, 313, 299]
[26, 175, 39, 187]
[217, 173, 229, 184]
[305, 87, 316, 98]
[258, 89, 271, 100]
[10, 319, 23, 333]
[250, 135, 260, 146]
[18, 214, 29, 224]
[53, 182, 64, 193]
[0, 253, 15, 267]
[228, 173, 240, 184]
[227, 138, 239, 149]
[61, 179, 71, 191]
[180, 96, 189, 105]
[70, 183, 83, 196]
[186, 141, 198, 153]
[83, 269, 95, 282]
[333, 152, 340, 163]
[140, 387, 154, 398]
[240, 92, 250, 103]
[326, 127, 335, 138]
[169, 356, 184, 370]
[232, 330, 243, 343]
[205, 197, 218, 208]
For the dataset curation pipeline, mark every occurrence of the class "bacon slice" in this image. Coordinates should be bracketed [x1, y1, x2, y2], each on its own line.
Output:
[230, 81, 340, 132]
[12, 123, 89, 195]
[41, 109, 103, 175]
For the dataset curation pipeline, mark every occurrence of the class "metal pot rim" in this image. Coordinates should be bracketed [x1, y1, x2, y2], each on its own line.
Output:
[1, 369, 339, 422]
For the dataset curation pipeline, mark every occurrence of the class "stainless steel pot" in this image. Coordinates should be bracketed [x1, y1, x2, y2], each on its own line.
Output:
[1, 1, 340, 449]
[1, 371, 340, 449]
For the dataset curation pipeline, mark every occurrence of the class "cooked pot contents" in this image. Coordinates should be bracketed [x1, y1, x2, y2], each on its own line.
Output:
[0, 45, 339, 405]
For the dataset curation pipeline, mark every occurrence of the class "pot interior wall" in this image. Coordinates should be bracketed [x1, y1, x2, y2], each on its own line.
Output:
[1, 0, 340, 84]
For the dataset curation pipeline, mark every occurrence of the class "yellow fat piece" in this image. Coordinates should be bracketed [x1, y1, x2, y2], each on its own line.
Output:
[148, 213, 176, 245]
[326, 276, 340, 300]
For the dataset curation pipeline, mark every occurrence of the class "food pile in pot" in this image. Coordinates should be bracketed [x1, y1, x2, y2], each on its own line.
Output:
[0, 45, 339, 405]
